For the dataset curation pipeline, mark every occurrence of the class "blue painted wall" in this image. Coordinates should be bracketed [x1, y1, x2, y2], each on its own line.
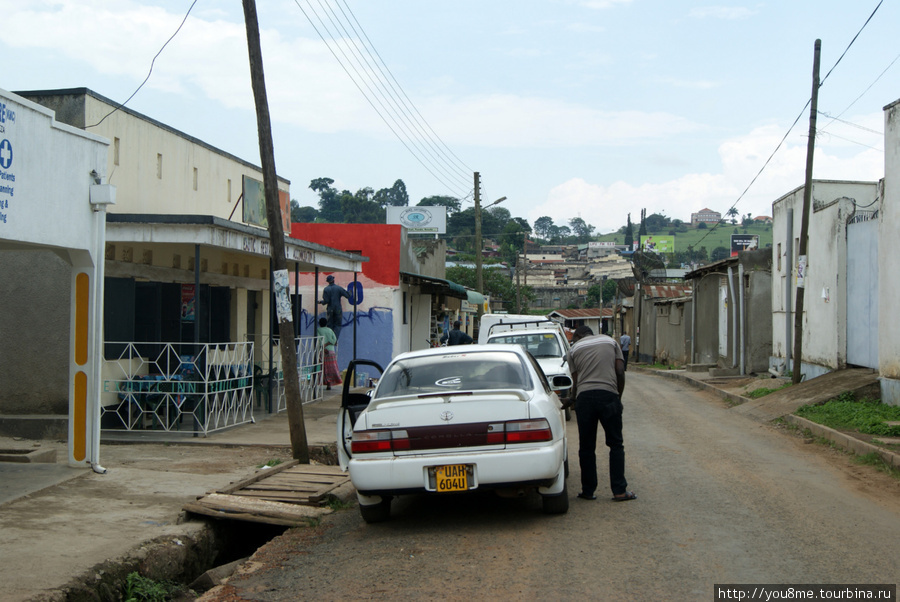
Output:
[300, 307, 394, 375]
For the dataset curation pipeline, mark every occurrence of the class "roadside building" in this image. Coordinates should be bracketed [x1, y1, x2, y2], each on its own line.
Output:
[770, 180, 879, 380]
[880, 99, 900, 405]
[685, 250, 771, 375]
[290, 223, 475, 369]
[7, 87, 361, 442]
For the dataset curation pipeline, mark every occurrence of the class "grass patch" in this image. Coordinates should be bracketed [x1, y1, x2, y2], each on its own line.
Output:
[746, 382, 792, 398]
[124, 572, 186, 602]
[794, 393, 900, 437]
[325, 497, 355, 511]
[853, 452, 900, 479]
[257, 458, 285, 469]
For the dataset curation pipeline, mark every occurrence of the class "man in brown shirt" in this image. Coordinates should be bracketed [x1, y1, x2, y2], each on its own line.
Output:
[566, 325, 636, 502]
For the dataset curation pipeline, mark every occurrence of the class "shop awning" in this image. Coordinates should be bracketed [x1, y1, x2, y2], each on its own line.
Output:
[466, 290, 485, 306]
[400, 271, 468, 299]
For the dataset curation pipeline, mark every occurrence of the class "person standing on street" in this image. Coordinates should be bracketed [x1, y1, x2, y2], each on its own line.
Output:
[317, 317, 341, 391]
[566, 325, 636, 502]
[319, 274, 352, 340]
[619, 332, 631, 371]
[440, 320, 473, 346]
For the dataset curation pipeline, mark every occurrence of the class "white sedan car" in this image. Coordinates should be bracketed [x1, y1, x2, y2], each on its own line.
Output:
[337, 346, 572, 523]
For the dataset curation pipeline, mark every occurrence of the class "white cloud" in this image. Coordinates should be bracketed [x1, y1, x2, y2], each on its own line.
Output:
[528, 120, 885, 233]
[424, 94, 702, 147]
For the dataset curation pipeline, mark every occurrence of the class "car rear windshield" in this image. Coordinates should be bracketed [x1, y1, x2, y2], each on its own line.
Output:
[375, 351, 533, 398]
[487, 332, 561, 357]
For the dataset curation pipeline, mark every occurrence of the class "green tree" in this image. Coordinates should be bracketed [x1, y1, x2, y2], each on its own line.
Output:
[310, 178, 342, 223]
[638, 208, 647, 237]
[602, 279, 617, 305]
[727, 207, 739, 225]
[374, 179, 409, 208]
[569, 217, 595, 243]
[290, 199, 318, 223]
[534, 216, 554, 240]
[418, 195, 461, 214]
[624, 213, 634, 249]
[446, 266, 534, 311]
[585, 284, 603, 308]
[711, 246, 730, 261]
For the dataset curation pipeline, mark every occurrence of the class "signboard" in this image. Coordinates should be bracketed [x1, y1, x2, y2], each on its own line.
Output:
[731, 234, 759, 256]
[181, 284, 196, 322]
[639, 235, 675, 253]
[386, 206, 447, 234]
[589, 241, 616, 248]
[242, 175, 290, 231]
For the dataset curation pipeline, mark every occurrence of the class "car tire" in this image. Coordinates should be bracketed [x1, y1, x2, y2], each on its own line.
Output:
[564, 458, 569, 479]
[359, 496, 392, 523]
[564, 406, 572, 422]
[541, 479, 569, 514]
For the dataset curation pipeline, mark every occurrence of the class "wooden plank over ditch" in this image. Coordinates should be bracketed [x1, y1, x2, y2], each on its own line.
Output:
[184, 461, 352, 526]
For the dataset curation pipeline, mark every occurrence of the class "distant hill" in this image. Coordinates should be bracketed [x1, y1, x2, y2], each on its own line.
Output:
[594, 222, 773, 256]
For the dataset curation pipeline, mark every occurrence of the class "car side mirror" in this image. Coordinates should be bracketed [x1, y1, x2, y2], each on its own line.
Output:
[551, 375, 572, 388]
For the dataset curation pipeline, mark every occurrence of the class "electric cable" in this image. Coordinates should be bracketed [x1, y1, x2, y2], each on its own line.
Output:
[310, 0, 468, 191]
[86, 0, 198, 129]
[294, 0, 471, 198]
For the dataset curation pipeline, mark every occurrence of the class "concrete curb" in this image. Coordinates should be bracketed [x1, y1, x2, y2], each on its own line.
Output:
[640, 365, 900, 470]
[784, 414, 900, 469]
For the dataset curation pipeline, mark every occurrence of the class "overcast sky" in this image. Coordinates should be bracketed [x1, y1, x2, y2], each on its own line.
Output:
[3, 0, 896, 234]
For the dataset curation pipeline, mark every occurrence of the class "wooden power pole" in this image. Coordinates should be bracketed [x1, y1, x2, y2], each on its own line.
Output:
[242, 0, 309, 461]
[792, 39, 821, 386]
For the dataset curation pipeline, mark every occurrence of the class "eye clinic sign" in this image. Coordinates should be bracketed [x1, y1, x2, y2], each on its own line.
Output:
[386, 206, 447, 234]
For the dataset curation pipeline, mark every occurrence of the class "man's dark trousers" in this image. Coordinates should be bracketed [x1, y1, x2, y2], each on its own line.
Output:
[575, 389, 627, 496]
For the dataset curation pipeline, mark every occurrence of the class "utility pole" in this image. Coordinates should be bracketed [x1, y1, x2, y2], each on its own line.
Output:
[792, 39, 821, 386]
[474, 172, 483, 295]
[242, 0, 309, 462]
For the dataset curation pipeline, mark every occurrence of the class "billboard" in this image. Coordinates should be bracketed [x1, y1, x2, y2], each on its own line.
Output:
[731, 234, 759, 256]
[242, 175, 290, 231]
[386, 206, 447, 234]
[639, 235, 675, 253]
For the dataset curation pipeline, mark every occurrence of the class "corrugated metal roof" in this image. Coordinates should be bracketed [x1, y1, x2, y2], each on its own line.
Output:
[641, 284, 692, 298]
[549, 308, 608, 319]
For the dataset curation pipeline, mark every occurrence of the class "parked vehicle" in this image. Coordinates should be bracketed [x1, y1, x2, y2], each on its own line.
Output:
[336, 347, 571, 523]
[479, 314, 573, 419]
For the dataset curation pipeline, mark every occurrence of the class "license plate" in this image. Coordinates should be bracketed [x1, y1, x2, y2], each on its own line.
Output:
[434, 464, 469, 492]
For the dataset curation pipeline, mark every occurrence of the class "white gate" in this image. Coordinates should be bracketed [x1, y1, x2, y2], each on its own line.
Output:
[846, 211, 879, 368]
[718, 279, 729, 359]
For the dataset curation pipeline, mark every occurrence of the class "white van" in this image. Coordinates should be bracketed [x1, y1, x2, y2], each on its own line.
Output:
[479, 314, 573, 417]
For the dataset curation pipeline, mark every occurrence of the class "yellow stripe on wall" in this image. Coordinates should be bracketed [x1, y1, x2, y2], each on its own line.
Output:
[74, 371, 87, 462]
[75, 273, 89, 366]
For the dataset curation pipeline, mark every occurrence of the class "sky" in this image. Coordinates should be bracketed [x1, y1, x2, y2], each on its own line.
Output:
[2, 0, 897, 235]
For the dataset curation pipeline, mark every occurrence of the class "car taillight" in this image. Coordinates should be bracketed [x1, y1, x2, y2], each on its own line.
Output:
[505, 419, 552, 443]
[351, 429, 410, 453]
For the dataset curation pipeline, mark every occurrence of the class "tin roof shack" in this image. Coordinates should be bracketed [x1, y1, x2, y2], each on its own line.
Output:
[653, 296, 693, 367]
[881, 99, 900, 405]
[632, 283, 692, 365]
[771, 180, 879, 381]
[547, 308, 612, 336]
[685, 250, 772, 376]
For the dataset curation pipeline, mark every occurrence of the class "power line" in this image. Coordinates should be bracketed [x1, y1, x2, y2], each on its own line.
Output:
[308, 0, 468, 190]
[86, 0, 198, 129]
[695, 0, 885, 252]
[294, 0, 472, 197]
[335, 0, 473, 178]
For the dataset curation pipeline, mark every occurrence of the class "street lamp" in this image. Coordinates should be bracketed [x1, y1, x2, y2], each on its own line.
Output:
[475, 190, 506, 296]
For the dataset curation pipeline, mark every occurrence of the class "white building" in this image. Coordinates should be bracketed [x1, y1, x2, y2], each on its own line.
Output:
[770, 180, 879, 379]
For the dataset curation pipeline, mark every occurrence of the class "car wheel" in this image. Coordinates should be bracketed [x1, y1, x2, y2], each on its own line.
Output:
[359, 496, 392, 523]
[564, 406, 572, 421]
[541, 479, 569, 515]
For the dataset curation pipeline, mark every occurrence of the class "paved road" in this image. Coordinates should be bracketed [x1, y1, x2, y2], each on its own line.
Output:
[202, 371, 900, 600]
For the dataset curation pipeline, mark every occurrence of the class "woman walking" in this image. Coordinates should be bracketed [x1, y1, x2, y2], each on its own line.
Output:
[317, 317, 342, 390]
